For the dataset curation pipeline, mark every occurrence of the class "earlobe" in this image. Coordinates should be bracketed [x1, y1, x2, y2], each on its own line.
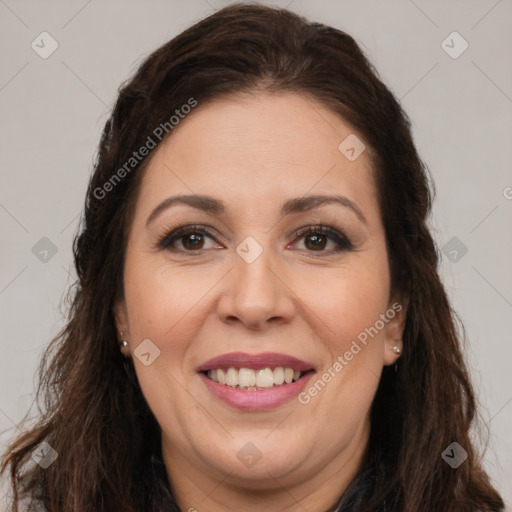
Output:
[119, 336, 131, 357]
[113, 301, 131, 357]
[383, 296, 408, 366]
[384, 339, 403, 366]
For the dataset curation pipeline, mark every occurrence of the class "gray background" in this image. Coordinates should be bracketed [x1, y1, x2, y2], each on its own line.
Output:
[1, 0, 511, 505]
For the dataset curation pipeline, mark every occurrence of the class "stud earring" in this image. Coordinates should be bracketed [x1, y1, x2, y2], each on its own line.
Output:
[392, 346, 401, 355]
[119, 332, 130, 353]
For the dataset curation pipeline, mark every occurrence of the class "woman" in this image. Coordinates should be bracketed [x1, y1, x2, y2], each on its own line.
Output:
[1, 3, 505, 511]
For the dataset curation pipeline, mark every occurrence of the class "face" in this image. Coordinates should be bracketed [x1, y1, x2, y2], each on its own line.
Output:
[115, 92, 406, 504]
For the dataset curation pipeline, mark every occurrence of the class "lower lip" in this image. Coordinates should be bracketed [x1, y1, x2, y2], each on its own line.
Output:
[199, 372, 314, 411]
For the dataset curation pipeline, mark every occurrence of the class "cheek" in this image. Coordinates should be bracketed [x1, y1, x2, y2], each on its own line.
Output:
[294, 264, 390, 436]
[292, 254, 391, 357]
[122, 257, 221, 428]
[122, 255, 225, 360]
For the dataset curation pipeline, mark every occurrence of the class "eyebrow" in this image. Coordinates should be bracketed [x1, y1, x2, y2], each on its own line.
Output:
[146, 193, 368, 226]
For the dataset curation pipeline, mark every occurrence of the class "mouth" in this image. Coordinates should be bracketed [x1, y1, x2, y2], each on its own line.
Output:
[197, 352, 315, 410]
[202, 366, 313, 390]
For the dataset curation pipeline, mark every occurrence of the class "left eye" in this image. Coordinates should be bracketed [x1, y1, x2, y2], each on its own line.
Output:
[296, 232, 335, 251]
[291, 226, 353, 253]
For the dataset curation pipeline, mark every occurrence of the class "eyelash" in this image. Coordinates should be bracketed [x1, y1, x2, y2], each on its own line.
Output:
[157, 223, 354, 255]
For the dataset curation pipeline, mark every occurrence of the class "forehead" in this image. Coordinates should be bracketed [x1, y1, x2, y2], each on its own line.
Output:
[134, 92, 381, 225]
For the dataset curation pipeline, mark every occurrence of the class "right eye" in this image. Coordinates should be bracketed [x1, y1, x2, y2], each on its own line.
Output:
[158, 225, 223, 252]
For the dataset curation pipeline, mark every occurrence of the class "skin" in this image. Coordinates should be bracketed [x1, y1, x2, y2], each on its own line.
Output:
[114, 92, 407, 512]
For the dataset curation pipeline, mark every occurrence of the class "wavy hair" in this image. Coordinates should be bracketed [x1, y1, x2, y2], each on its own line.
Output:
[1, 3, 504, 511]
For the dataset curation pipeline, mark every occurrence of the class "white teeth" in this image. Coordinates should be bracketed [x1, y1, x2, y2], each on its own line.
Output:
[225, 367, 238, 387]
[273, 367, 285, 385]
[206, 366, 304, 389]
[256, 368, 274, 388]
[239, 368, 256, 388]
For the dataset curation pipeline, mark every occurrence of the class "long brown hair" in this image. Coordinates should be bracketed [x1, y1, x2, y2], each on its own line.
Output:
[1, 3, 504, 511]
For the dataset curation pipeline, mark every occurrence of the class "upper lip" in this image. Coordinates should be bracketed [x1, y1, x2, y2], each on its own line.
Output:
[197, 352, 315, 372]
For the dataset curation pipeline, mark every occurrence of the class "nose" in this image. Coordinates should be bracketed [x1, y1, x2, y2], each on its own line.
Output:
[216, 249, 295, 330]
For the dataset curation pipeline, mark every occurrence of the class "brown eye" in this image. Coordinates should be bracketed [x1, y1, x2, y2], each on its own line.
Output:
[159, 225, 221, 252]
[182, 233, 205, 250]
[292, 225, 354, 254]
[304, 233, 327, 251]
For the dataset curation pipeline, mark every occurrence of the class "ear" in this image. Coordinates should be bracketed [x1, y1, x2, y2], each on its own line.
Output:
[113, 299, 131, 357]
[383, 296, 408, 366]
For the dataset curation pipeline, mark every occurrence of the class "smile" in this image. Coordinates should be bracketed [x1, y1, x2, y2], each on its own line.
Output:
[205, 367, 304, 390]
[197, 352, 315, 410]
